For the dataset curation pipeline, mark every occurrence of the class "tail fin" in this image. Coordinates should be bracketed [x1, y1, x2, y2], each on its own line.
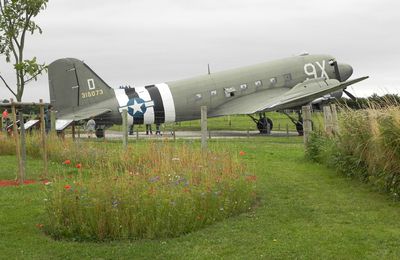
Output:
[48, 58, 115, 116]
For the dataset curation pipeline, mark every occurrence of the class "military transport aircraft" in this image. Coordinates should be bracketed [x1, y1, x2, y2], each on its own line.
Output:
[48, 53, 368, 137]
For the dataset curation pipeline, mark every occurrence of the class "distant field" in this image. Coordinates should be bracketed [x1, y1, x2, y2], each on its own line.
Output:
[1, 137, 400, 259]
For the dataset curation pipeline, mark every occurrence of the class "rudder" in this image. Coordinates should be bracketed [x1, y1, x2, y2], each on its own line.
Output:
[48, 58, 115, 116]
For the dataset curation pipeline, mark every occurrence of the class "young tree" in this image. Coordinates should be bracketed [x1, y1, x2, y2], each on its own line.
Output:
[0, 0, 48, 101]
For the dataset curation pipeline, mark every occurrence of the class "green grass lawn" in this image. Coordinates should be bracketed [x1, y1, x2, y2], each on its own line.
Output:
[1, 137, 400, 259]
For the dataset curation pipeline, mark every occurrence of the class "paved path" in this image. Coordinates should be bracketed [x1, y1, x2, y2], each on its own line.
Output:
[76, 130, 300, 140]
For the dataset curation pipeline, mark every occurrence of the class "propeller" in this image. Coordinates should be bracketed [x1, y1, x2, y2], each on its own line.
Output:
[329, 59, 357, 101]
[343, 89, 357, 101]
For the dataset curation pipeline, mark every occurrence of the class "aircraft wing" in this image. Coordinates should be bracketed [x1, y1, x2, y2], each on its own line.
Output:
[57, 107, 112, 121]
[209, 76, 368, 116]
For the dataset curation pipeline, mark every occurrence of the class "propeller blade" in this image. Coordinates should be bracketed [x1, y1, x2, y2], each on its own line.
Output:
[343, 89, 357, 101]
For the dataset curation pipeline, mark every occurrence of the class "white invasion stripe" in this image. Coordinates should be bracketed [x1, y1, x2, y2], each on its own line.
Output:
[114, 89, 129, 110]
[155, 83, 176, 122]
[135, 86, 155, 124]
[114, 89, 133, 125]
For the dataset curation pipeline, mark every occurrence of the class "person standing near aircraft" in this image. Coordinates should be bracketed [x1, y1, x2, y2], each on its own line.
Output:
[86, 118, 96, 138]
[155, 123, 161, 135]
[146, 124, 152, 135]
[2, 109, 9, 131]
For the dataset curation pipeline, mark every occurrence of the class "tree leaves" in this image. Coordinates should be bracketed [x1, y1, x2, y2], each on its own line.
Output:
[0, 0, 48, 101]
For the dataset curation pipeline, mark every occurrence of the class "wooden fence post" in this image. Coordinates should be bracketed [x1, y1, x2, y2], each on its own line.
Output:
[50, 109, 56, 134]
[11, 99, 24, 184]
[330, 104, 339, 135]
[302, 105, 312, 147]
[19, 111, 26, 183]
[323, 105, 333, 135]
[122, 109, 128, 148]
[72, 122, 76, 141]
[201, 106, 208, 150]
[39, 99, 48, 177]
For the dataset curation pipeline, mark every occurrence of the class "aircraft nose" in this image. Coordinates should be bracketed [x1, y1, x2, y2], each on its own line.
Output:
[338, 63, 353, 81]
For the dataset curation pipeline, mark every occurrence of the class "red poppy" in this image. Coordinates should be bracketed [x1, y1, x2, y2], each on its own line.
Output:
[239, 151, 246, 156]
[36, 223, 44, 229]
[64, 184, 71, 190]
[63, 160, 71, 165]
[76, 163, 82, 169]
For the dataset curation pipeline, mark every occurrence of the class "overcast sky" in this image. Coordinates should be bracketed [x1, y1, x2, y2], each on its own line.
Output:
[1, 0, 399, 101]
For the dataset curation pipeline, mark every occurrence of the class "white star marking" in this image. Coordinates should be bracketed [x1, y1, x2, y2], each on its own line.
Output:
[130, 99, 144, 115]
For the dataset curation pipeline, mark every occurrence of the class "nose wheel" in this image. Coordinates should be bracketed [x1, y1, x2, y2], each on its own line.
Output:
[248, 113, 273, 134]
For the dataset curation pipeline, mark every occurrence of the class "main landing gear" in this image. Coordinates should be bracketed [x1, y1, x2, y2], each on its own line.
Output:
[249, 113, 273, 134]
[249, 111, 309, 136]
[282, 111, 305, 136]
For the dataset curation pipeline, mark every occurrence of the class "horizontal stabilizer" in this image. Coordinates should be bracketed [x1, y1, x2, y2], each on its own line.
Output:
[56, 108, 112, 121]
[56, 119, 73, 131]
[55, 108, 112, 130]
[23, 120, 39, 130]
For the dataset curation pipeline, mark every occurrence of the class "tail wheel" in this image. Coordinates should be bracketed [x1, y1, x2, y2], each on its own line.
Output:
[95, 128, 105, 138]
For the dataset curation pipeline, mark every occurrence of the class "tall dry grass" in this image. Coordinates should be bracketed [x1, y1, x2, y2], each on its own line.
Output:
[307, 103, 400, 197]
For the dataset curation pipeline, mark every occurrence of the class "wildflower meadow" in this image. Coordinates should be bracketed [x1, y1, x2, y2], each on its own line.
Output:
[0, 134, 257, 241]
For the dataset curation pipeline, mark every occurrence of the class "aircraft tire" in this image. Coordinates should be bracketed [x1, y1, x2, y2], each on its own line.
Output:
[95, 128, 105, 138]
[257, 118, 273, 134]
[296, 120, 313, 136]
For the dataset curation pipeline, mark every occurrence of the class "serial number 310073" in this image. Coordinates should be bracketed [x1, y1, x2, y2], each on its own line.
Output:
[81, 89, 104, 99]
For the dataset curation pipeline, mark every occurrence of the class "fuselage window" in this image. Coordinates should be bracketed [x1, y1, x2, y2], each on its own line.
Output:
[255, 80, 263, 87]
[210, 90, 217, 96]
[195, 93, 202, 100]
[270, 77, 277, 86]
[224, 87, 236, 98]
[240, 84, 248, 90]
